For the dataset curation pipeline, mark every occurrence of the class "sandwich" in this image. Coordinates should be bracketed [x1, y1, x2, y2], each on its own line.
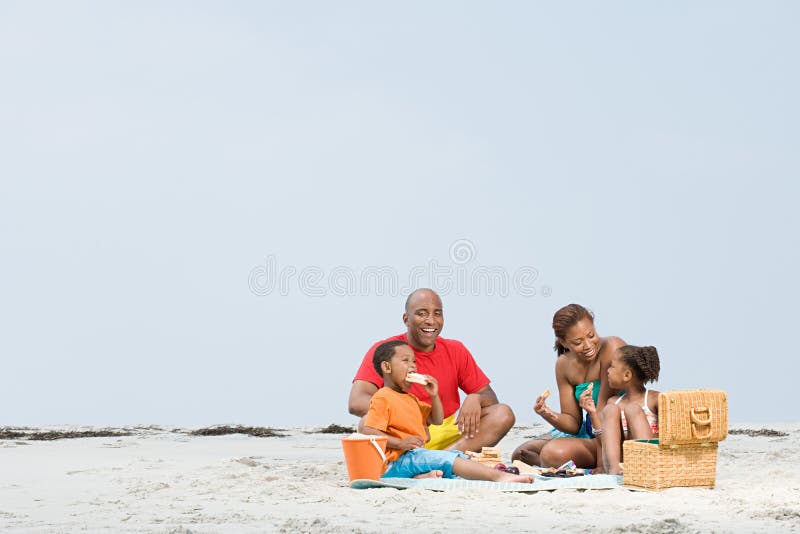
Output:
[405, 372, 429, 385]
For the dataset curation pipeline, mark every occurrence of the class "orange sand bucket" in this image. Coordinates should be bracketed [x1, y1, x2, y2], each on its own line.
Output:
[341, 434, 388, 481]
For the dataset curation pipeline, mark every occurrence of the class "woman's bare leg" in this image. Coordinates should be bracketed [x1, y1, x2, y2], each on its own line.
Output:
[538, 438, 596, 468]
[511, 436, 551, 466]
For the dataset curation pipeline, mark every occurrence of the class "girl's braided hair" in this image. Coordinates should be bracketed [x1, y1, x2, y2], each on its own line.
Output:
[618, 345, 660, 383]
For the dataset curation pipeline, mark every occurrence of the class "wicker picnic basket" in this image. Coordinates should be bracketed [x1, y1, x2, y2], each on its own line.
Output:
[623, 389, 728, 491]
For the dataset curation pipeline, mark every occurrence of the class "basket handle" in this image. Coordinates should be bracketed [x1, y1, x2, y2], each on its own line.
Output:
[690, 407, 712, 426]
[690, 407, 713, 439]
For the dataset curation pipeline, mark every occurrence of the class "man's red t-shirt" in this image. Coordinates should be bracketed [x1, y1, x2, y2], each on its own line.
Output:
[353, 334, 490, 419]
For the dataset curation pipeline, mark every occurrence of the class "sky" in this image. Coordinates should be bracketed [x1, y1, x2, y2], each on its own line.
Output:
[1, 2, 798, 427]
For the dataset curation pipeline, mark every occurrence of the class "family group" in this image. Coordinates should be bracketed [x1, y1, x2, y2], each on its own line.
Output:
[347, 289, 661, 483]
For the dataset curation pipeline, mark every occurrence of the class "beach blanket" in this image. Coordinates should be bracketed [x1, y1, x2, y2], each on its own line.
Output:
[350, 474, 624, 492]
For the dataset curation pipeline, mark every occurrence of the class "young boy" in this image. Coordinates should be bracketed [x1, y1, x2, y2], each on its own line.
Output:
[362, 339, 533, 482]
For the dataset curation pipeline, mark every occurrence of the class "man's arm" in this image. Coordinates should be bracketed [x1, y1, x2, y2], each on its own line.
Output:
[471, 384, 499, 407]
[348, 380, 379, 417]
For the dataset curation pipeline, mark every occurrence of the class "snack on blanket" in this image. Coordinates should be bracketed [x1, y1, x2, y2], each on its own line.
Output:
[511, 460, 542, 475]
[539, 460, 588, 478]
[481, 447, 500, 457]
[470, 446, 504, 468]
[405, 372, 428, 385]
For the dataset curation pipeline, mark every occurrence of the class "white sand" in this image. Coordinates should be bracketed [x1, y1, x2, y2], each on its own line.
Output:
[1, 423, 798, 533]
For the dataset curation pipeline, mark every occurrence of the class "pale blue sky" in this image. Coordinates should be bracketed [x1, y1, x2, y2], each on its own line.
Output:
[1, 2, 797, 426]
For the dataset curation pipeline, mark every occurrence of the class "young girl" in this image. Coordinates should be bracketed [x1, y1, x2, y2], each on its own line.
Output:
[593, 345, 661, 475]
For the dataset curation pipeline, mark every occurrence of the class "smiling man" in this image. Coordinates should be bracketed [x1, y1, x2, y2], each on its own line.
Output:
[348, 288, 515, 452]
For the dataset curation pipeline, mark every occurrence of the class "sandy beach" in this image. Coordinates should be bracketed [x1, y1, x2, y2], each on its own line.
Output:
[1, 423, 798, 533]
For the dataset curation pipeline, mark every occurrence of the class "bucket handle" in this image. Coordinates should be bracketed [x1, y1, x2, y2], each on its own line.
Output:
[369, 437, 387, 463]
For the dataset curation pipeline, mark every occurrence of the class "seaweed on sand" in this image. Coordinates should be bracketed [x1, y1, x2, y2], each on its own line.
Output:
[190, 426, 285, 437]
[0, 429, 133, 441]
[728, 428, 788, 437]
[0, 429, 29, 440]
[307, 424, 356, 434]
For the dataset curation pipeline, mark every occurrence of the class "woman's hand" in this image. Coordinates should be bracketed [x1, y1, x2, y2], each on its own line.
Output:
[534, 393, 557, 421]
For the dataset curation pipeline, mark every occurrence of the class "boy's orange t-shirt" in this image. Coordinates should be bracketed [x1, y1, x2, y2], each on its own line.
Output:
[364, 387, 432, 462]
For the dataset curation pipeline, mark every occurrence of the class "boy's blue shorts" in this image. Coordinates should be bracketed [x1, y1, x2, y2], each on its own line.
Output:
[382, 448, 470, 479]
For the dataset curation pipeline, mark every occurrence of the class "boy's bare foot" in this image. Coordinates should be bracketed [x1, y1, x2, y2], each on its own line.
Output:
[497, 472, 534, 484]
[413, 470, 443, 479]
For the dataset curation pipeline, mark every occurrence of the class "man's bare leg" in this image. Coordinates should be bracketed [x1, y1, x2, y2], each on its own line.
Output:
[445, 403, 515, 453]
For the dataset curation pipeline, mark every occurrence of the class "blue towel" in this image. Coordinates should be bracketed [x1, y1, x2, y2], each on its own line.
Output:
[350, 474, 624, 492]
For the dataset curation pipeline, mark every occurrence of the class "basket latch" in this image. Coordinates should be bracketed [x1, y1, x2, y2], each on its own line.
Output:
[690, 406, 713, 439]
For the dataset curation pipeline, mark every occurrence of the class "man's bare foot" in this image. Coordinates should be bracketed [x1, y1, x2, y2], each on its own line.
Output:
[591, 464, 606, 475]
[413, 470, 443, 479]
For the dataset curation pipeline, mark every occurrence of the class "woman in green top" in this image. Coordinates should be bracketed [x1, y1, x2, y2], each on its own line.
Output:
[512, 304, 625, 469]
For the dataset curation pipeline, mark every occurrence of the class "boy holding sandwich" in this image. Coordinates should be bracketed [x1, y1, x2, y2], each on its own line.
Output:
[361, 340, 533, 482]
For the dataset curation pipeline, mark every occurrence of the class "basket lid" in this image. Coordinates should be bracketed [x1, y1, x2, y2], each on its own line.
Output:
[658, 389, 728, 446]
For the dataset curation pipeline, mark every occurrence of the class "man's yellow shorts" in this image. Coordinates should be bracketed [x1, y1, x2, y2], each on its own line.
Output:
[425, 414, 462, 450]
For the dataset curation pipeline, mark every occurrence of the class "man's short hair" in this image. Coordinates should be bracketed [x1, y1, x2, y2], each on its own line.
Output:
[404, 288, 440, 312]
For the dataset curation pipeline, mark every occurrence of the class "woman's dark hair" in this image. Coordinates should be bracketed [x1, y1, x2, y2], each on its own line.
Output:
[618, 345, 660, 384]
[552, 304, 595, 355]
[372, 340, 410, 376]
